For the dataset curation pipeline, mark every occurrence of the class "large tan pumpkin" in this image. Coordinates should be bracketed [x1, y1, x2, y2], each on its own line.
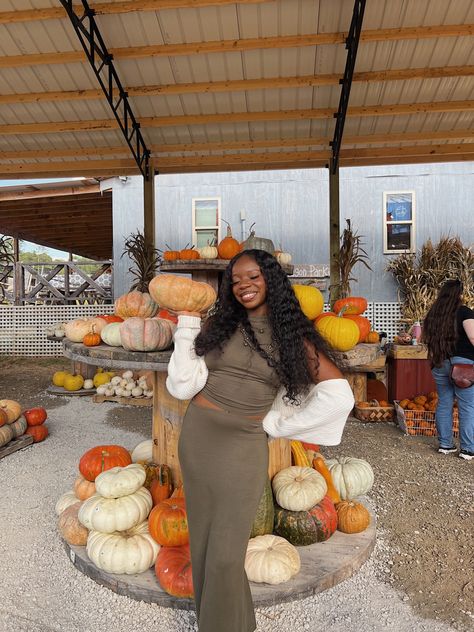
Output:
[120, 317, 174, 352]
[58, 502, 89, 546]
[114, 291, 158, 319]
[64, 318, 95, 342]
[149, 275, 216, 314]
[0, 399, 22, 423]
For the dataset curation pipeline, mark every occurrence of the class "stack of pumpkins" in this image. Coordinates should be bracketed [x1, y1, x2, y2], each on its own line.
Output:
[0, 400, 49, 448]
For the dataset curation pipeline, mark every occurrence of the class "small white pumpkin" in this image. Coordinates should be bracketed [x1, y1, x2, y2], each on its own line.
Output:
[245, 534, 300, 584]
[132, 387, 143, 397]
[111, 376, 122, 385]
[272, 466, 327, 511]
[87, 520, 159, 575]
[120, 378, 129, 388]
[275, 251, 292, 265]
[100, 322, 122, 347]
[104, 388, 115, 397]
[95, 464, 146, 499]
[131, 439, 153, 463]
[144, 390, 153, 398]
[121, 390, 131, 398]
[96, 385, 107, 395]
[78, 487, 152, 533]
[83, 379, 94, 390]
[55, 490, 79, 516]
[125, 381, 135, 391]
[324, 456, 374, 500]
[198, 245, 218, 259]
[122, 370, 134, 380]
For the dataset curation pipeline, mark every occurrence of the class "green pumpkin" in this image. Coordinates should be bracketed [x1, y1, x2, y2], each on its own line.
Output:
[250, 478, 275, 538]
[241, 223, 275, 255]
[273, 496, 337, 546]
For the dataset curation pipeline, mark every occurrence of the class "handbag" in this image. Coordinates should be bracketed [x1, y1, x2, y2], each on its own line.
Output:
[450, 364, 474, 389]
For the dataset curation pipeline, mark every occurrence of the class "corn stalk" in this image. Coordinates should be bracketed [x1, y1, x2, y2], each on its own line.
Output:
[121, 230, 161, 292]
[329, 219, 372, 304]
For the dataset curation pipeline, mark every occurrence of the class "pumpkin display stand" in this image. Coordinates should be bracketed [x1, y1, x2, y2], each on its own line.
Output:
[334, 344, 383, 404]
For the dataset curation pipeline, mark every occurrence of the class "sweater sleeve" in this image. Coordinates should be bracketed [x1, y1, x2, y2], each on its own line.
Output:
[165, 315, 209, 400]
[262, 378, 354, 446]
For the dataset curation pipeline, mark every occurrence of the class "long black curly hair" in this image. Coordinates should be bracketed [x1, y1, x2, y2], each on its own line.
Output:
[194, 249, 340, 403]
[422, 279, 463, 366]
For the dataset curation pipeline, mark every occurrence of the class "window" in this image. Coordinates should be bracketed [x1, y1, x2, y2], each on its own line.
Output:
[192, 198, 221, 248]
[383, 191, 415, 254]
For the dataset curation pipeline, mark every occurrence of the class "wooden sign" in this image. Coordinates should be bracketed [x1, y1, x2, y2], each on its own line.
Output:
[290, 264, 330, 278]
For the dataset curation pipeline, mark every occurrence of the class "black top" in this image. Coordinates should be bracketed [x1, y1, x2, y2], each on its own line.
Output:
[455, 305, 474, 361]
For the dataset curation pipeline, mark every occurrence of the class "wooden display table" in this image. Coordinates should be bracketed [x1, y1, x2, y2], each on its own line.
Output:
[335, 344, 383, 403]
[62, 340, 290, 487]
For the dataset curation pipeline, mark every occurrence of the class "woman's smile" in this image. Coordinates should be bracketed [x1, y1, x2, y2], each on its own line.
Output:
[231, 255, 268, 315]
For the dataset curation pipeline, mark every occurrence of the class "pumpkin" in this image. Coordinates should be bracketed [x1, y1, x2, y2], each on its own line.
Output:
[179, 247, 200, 260]
[149, 274, 216, 314]
[83, 327, 101, 347]
[250, 478, 274, 538]
[275, 251, 292, 265]
[10, 416, 27, 438]
[163, 246, 180, 261]
[88, 520, 159, 575]
[79, 445, 132, 482]
[171, 485, 185, 498]
[120, 317, 174, 352]
[245, 534, 300, 584]
[155, 543, 194, 598]
[100, 322, 122, 347]
[0, 409, 8, 427]
[131, 439, 154, 463]
[365, 330, 380, 343]
[25, 424, 48, 442]
[23, 407, 47, 426]
[78, 487, 152, 533]
[324, 456, 374, 500]
[315, 311, 336, 323]
[333, 296, 368, 316]
[0, 399, 22, 423]
[148, 497, 189, 546]
[336, 500, 371, 533]
[55, 490, 79, 516]
[240, 223, 275, 254]
[198, 244, 218, 259]
[316, 313, 359, 352]
[63, 374, 84, 391]
[312, 456, 341, 504]
[343, 314, 371, 344]
[272, 466, 327, 512]
[95, 463, 146, 499]
[58, 502, 88, 546]
[97, 314, 124, 324]
[156, 308, 178, 324]
[73, 475, 96, 501]
[114, 290, 158, 319]
[273, 495, 338, 546]
[93, 372, 112, 388]
[0, 424, 14, 447]
[150, 465, 173, 506]
[64, 318, 95, 342]
[217, 222, 240, 259]
[292, 285, 324, 320]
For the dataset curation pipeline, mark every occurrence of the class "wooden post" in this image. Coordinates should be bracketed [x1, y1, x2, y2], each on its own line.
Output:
[329, 162, 340, 307]
[13, 239, 22, 305]
[268, 439, 291, 479]
[143, 163, 155, 248]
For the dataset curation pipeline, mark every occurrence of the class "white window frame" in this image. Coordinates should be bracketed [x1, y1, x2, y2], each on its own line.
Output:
[383, 191, 416, 254]
[192, 197, 221, 248]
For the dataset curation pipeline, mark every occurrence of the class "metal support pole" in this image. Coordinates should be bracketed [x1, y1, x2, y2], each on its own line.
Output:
[329, 161, 340, 307]
[144, 163, 156, 248]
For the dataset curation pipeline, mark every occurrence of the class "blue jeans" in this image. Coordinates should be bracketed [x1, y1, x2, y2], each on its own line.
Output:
[431, 357, 474, 452]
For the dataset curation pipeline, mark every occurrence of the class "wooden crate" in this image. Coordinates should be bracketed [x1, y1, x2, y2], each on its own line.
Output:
[93, 394, 153, 407]
[388, 344, 428, 359]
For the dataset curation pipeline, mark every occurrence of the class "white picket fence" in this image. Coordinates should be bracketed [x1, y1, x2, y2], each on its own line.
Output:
[0, 302, 402, 357]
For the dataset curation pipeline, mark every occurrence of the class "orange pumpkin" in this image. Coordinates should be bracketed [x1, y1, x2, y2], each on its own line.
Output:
[179, 248, 200, 260]
[83, 326, 101, 347]
[163, 250, 180, 261]
[315, 311, 336, 323]
[149, 465, 173, 506]
[333, 296, 368, 315]
[114, 290, 158, 319]
[365, 330, 380, 343]
[79, 445, 132, 482]
[0, 409, 8, 427]
[148, 497, 189, 546]
[399, 398, 410, 409]
[155, 544, 194, 598]
[217, 222, 240, 260]
[149, 274, 216, 314]
[171, 485, 185, 498]
[73, 474, 96, 500]
[343, 314, 371, 344]
[25, 424, 49, 442]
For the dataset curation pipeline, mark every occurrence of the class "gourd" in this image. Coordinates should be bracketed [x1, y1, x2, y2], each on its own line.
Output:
[198, 244, 218, 259]
[78, 487, 152, 533]
[148, 497, 189, 546]
[324, 456, 374, 500]
[0, 424, 14, 447]
[249, 478, 274, 538]
[343, 314, 371, 344]
[217, 221, 240, 259]
[155, 543, 194, 598]
[149, 274, 217, 314]
[87, 520, 159, 575]
[0, 399, 22, 423]
[245, 535, 300, 585]
[23, 407, 47, 426]
[272, 466, 327, 512]
[25, 425, 49, 442]
[10, 416, 27, 438]
[55, 490, 79, 516]
[333, 296, 368, 316]
[316, 312, 359, 352]
[292, 285, 324, 320]
[114, 290, 158, 319]
[63, 374, 84, 391]
[273, 496, 338, 546]
[95, 464, 146, 498]
[120, 317, 174, 352]
[240, 223, 275, 254]
[312, 456, 341, 504]
[74, 475, 96, 501]
[100, 322, 122, 346]
[336, 500, 371, 533]
[64, 318, 95, 342]
[290, 440, 312, 467]
[131, 439, 154, 463]
[58, 502, 88, 546]
[79, 444, 132, 482]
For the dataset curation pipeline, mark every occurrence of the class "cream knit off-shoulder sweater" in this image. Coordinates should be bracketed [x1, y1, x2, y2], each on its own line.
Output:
[166, 315, 354, 446]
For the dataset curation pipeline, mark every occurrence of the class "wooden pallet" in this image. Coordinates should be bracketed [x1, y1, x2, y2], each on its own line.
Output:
[93, 394, 153, 407]
[0, 434, 34, 460]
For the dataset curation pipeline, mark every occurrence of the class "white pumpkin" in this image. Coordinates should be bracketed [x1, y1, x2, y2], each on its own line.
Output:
[245, 534, 300, 585]
[275, 251, 292, 265]
[100, 322, 122, 347]
[131, 439, 153, 463]
[95, 464, 146, 499]
[83, 379, 94, 390]
[55, 490, 79, 516]
[87, 520, 159, 575]
[197, 245, 218, 259]
[272, 466, 327, 511]
[122, 370, 134, 379]
[325, 456, 374, 500]
[78, 487, 152, 533]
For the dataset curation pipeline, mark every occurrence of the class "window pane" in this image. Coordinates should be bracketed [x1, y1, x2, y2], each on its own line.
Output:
[196, 229, 218, 248]
[386, 193, 412, 222]
[195, 200, 218, 226]
[386, 224, 412, 251]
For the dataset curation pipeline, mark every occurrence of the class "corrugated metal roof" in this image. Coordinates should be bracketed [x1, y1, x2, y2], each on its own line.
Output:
[0, 0, 472, 176]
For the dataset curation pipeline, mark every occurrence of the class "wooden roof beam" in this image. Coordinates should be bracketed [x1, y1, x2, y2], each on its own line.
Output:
[0, 184, 101, 201]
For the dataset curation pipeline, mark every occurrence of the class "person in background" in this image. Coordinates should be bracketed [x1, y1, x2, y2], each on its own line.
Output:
[422, 280, 474, 460]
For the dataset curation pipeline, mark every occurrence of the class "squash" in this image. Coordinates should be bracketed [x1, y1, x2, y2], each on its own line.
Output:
[217, 222, 240, 260]
[78, 487, 152, 533]
[155, 543, 194, 598]
[343, 314, 371, 344]
[55, 490, 79, 516]
[100, 322, 122, 347]
[0, 424, 14, 448]
[52, 371, 69, 387]
[0, 399, 22, 423]
[114, 290, 158, 319]
[63, 374, 84, 391]
[79, 444, 132, 482]
[324, 456, 374, 500]
[333, 296, 368, 316]
[58, 502, 88, 546]
[120, 317, 174, 352]
[272, 466, 327, 512]
[250, 478, 274, 538]
[131, 439, 154, 463]
[64, 318, 95, 342]
[150, 465, 173, 506]
[95, 463, 146, 499]
[245, 534, 300, 584]
[336, 500, 371, 533]
[290, 440, 312, 467]
[25, 424, 48, 442]
[292, 285, 324, 320]
[273, 495, 338, 546]
[198, 244, 218, 259]
[73, 475, 96, 501]
[149, 274, 216, 314]
[240, 223, 275, 254]
[87, 520, 159, 575]
[10, 416, 27, 438]
[148, 497, 189, 547]
[312, 456, 341, 504]
[316, 312, 359, 352]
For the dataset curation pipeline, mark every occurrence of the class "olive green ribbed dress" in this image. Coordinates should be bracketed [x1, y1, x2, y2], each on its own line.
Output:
[178, 315, 279, 632]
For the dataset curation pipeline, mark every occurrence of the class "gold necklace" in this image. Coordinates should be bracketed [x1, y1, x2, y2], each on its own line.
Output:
[239, 324, 276, 358]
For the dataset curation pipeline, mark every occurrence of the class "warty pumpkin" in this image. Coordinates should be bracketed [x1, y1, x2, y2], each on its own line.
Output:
[120, 317, 174, 352]
[240, 223, 275, 254]
[79, 444, 132, 482]
[245, 535, 300, 584]
[148, 497, 189, 546]
[114, 290, 158, 319]
[149, 274, 217, 314]
[155, 543, 194, 598]
[273, 495, 338, 546]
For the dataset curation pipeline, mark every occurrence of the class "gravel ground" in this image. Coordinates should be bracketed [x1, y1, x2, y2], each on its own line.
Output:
[0, 358, 472, 632]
